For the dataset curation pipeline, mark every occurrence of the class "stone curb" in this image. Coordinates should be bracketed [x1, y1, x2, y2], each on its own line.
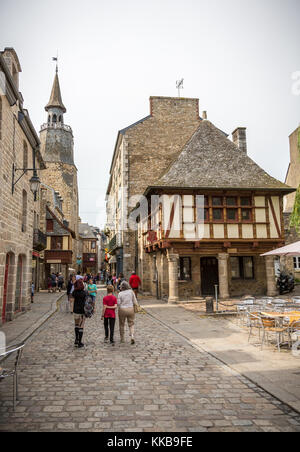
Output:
[7, 292, 66, 347]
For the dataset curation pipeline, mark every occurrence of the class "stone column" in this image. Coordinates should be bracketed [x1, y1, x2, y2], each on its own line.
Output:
[167, 252, 179, 304]
[218, 253, 229, 299]
[265, 256, 277, 297]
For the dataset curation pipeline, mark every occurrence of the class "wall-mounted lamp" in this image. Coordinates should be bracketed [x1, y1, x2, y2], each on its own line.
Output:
[12, 163, 41, 197]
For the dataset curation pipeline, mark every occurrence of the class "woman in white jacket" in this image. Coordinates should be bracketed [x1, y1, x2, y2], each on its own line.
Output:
[117, 280, 138, 344]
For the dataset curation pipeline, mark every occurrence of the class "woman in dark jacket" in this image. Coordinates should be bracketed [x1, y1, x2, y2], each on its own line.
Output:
[73, 279, 87, 348]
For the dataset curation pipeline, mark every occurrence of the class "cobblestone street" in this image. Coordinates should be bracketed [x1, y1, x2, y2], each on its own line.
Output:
[1, 290, 300, 432]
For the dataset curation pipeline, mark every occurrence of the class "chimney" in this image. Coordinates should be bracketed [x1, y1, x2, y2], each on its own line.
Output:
[232, 127, 247, 154]
[202, 111, 207, 120]
[149, 96, 199, 120]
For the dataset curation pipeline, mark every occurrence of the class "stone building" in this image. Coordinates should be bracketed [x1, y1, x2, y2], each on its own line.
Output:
[78, 223, 99, 274]
[38, 184, 76, 287]
[106, 95, 295, 300]
[106, 97, 202, 278]
[282, 125, 300, 276]
[0, 48, 45, 324]
[39, 67, 79, 274]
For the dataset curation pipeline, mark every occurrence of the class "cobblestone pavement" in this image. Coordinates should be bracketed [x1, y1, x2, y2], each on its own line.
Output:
[0, 290, 300, 432]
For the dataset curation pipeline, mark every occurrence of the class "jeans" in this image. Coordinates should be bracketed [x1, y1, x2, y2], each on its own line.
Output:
[104, 317, 115, 342]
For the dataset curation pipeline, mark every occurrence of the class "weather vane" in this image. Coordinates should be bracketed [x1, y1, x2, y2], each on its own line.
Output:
[52, 51, 59, 73]
[176, 78, 184, 97]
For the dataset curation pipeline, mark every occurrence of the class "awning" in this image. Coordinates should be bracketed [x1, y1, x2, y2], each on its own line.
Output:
[261, 241, 300, 257]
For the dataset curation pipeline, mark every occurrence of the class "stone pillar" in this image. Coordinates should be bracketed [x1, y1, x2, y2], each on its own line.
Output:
[167, 252, 179, 304]
[218, 253, 229, 299]
[265, 256, 277, 297]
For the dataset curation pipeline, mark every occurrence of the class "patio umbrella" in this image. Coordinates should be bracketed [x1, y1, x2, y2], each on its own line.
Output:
[261, 241, 300, 257]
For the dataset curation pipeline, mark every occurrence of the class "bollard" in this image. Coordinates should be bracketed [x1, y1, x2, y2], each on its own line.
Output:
[205, 296, 214, 313]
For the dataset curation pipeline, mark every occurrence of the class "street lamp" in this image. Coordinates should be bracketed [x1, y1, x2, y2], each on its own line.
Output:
[12, 163, 41, 197]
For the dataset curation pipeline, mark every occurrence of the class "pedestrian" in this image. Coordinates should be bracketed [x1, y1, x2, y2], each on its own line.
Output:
[112, 273, 117, 290]
[76, 271, 83, 281]
[101, 285, 117, 345]
[117, 280, 138, 344]
[58, 273, 64, 292]
[47, 276, 52, 293]
[67, 274, 76, 313]
[51, 272, 57, 292]
[73, 278, 87, 348]
[87, 278, 97, 307]
[31, 282, 34, 303]
[117, 273, 125, 291]
[129, 271, 141, 299]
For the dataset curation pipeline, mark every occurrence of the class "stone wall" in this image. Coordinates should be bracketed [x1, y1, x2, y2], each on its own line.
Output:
[110, 97, 201, 280]
[0, 96, 39, 323]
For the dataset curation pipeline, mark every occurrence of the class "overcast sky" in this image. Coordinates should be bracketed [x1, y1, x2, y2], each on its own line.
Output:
[1, 0, 300, 228]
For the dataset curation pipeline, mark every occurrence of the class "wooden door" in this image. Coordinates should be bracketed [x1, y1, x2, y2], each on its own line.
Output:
[201, 257, 219, 296]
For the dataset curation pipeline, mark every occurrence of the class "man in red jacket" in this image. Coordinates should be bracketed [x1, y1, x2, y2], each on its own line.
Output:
[129, 271, 141, 299]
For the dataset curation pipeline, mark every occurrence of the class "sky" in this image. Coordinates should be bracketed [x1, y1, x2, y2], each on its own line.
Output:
[1, 0, 300, 228]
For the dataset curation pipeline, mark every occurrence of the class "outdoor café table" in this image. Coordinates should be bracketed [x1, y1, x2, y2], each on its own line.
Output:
[261, 311, 300, 325]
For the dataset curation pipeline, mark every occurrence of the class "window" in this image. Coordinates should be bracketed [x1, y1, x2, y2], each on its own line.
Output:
[53, 114, 57, 123]
[212, 197, 222, 206]
[22, 190, 27, 232]
[213, 208, 223, 221]
[227, 208, 238, 222]
[294, 257, 300, 270]
[46, 219, 54, 232]
[241, 197, 251, 206]
[91, 241, 96, 249]
[178, 257, 192, 281]
[226, 197, 237, 206]
[51, 236, 63, 249]
[241, 208, 252, 222]
[230, 256, 254, 280]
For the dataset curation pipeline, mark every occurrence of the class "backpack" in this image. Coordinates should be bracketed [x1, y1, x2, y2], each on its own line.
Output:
[84, 294, 94, 318]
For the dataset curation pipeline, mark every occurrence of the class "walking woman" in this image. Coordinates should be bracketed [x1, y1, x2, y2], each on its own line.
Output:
[67, 274, 76, 313]
[117, 281, 138, 344]
[73, 278, 87, 348]
[101, 285, 117, 345]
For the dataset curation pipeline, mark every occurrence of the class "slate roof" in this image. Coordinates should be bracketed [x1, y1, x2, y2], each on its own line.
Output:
[45, 72, 66, 113]
[148, 120, 294, 193]
[79, 223, 98, 239]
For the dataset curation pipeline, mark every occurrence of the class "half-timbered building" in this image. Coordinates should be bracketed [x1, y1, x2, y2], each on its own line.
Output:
[139, 119, 295, 301]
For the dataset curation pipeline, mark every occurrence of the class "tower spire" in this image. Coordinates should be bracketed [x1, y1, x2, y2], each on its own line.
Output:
[45, 60, 66, 113]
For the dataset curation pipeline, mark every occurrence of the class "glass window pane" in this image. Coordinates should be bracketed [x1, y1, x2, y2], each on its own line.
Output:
[241, 197, 251, 206]
[227, 209, 238, 221]
[243, 257, 254, 279]
[230, 257, 240, 278]
[179, 257, 191, 280]
[242, 209, 251, 221]
[227, 197, 237, 206]
[213, 209, 223, 220]
[212, 197, 222, 206]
